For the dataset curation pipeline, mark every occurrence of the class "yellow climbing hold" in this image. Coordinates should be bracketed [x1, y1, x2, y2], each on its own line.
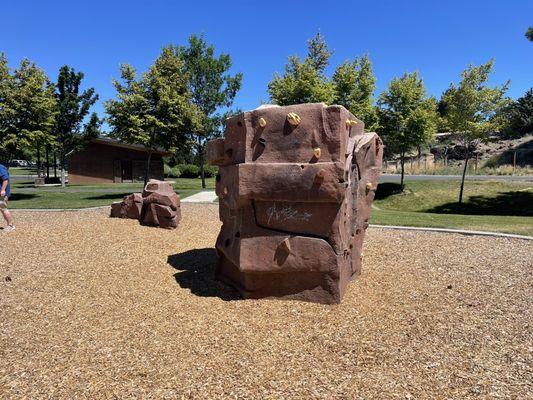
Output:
[346, 119, 358, 127]
[313, 147, 321, 159]
[258, 117, 266, 127]
[366, 182, 373, 191]
[287, 112, 301, 126]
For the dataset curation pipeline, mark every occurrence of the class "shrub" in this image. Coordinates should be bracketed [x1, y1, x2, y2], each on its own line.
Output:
[180, 164, 199, 178]
[164, 164, 182, 178]
[202, 164, 218, 178]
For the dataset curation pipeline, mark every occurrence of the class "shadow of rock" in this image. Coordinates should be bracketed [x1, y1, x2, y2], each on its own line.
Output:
[167, 248, 241, 301]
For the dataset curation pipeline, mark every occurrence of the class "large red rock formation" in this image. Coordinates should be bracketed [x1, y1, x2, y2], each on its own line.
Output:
[206, 103, 383, 304]
[110, 180, 181, 229]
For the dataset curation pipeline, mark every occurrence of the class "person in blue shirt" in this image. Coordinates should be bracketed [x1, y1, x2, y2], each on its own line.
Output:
[0, 163, 15, 232]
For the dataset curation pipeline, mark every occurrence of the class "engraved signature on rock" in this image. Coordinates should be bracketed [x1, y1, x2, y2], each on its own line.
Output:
[266, 203, 312, 224]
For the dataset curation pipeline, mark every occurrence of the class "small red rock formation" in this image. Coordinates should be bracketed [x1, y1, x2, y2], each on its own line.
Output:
[110, 180, 181, 229]
[206, 103, 383, 304]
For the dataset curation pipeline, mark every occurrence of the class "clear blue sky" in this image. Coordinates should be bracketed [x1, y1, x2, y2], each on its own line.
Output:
[1, 0, 532, 129]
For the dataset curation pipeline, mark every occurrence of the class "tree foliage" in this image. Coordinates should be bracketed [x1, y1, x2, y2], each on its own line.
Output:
[268, 33, 335, 105]
[54, 66, 99, 162]
[526, 26, 533, 41]
[0, 54, 57, 163]
[105, 47, 199, 183]
[500, 88, 533, 138]
[268, 33, 379, 131]
[175, 34, 242, 188]
[377, 71, 437, 188]
[439, 60, 509, 202]
[333, 55, 379, 130]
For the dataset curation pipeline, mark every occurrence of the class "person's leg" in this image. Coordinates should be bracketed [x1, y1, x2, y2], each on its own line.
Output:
[0, 197, 14, 228]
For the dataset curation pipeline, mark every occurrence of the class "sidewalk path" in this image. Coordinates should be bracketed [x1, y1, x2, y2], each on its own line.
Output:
[181, 191, 217, 203]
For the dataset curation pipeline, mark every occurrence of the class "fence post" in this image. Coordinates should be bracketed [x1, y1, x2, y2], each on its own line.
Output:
[474, 154, 478, 174]
[513, 151, 517, 175]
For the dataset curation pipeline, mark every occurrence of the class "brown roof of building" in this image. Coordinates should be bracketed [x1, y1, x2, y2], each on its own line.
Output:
[91, 137, 172, 156]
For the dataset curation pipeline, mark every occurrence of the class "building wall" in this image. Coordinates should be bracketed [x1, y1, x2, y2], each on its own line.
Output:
[68, 142, 165, 184]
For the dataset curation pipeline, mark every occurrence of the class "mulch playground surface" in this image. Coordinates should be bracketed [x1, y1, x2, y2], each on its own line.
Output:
[1, 204, 531, 398]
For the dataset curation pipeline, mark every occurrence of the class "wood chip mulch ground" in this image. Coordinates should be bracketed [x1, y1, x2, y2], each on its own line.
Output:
[1, 204, 531, 399]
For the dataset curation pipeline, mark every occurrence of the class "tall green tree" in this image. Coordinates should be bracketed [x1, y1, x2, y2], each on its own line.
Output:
[54, 65, 99, 186]
[333, 54, 379, 130]
[377, 72, 437, 190]
[526, 27, 533, 41]
[175, 34, 242, 188]
[105, 48, 198, 185]
[440, 60, 509, 203]
[500, 88, 533, 138]
[268, 33, 335, 105]
[0, 55, 56, 172]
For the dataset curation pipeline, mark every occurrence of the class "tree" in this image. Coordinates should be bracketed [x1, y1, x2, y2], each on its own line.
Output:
[268, 33, 335, 105]
[175, 34, 242, 189]
[526, 27, 533, 41]
[268, 33, 381, 131]
[500, 88, 533, 138]
[440, 60, 509, 203]
[333, 55, 379, 130]
[0, 55, 56, 171]
[105, 48, 197, 185]
[54, 65, 99, 186]
[306, 32, 333, 73]
[377, 72, 437, 190]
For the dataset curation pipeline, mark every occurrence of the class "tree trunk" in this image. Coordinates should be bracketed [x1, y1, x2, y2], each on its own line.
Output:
[144, 150, 153, 186]
[36, 146, 41, 178]
[60, 154, 66, 187]
[53, 152, 57, 178]
[458, 147, 470, 204]
[200, 146, 206, 190]
[45, 145, 50, 178]
[400, 152, 405, 191]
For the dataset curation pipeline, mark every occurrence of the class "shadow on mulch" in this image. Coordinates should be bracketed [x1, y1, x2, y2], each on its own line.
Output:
[167, 248, 241, 301]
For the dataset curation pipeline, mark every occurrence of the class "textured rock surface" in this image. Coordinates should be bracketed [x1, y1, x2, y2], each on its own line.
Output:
[110, 193, 143, 219]
[207, 103, 383, 304]
[110, 180, 181, 229]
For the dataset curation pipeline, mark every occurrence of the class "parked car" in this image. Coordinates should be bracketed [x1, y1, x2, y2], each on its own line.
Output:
[10, 159, 31, 167]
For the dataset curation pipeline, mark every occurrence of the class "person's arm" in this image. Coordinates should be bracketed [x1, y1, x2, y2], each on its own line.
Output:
[0, 179, 7, 197]
[0, 169, 8, 197]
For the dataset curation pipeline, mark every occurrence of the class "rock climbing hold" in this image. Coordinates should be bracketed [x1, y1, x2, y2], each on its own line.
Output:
[279, 238, 291, 254]
[313, 147, 321, 159]
[346, 119, 358, 127]
[287, 112, 301, 126]
[223, 187, 228, 195]
[366, 182, 373, 191]
[258, 117, 266, 127]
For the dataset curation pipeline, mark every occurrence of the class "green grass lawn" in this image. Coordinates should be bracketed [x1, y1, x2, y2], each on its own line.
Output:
[371, 209, 533, 236]
[372, 180, 533, 236]
[9, 167, 37, 175]
[7, 177, 533, 236]
[8, 178, 215, 209]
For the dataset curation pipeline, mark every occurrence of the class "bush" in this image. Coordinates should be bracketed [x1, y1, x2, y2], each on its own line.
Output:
[202, 164, 218, 178]
[179, 164, 199, 178]
[164, 164, 181, 178]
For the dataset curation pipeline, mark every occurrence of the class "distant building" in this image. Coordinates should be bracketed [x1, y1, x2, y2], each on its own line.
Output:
[68, 138, 171, 184]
